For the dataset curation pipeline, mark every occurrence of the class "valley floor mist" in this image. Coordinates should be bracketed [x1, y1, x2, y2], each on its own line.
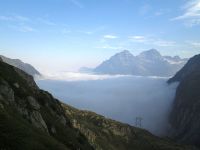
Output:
[37, 75, 178, 136]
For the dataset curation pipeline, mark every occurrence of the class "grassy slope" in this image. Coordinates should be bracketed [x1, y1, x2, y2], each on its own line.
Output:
[62, 103, 196, 150]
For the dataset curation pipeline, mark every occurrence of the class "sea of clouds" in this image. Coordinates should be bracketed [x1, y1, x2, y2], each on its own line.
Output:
[36, 72, 178, 136]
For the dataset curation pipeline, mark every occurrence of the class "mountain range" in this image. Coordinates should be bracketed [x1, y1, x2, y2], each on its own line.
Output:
[87, 49, 188, 77]
[0, 57, 197, 149]
[0, 55, 40, 77]
[1, 52, 200, 149]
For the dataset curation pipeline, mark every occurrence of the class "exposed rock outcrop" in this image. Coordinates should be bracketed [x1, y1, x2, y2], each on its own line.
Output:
[0, 81, 15, 103]
[27, 96, 40, 110]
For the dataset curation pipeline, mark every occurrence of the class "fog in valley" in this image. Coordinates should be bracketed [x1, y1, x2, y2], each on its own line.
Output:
[36, 73, 178, 136]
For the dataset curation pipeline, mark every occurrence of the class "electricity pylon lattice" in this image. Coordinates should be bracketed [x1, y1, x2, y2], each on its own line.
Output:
[135, 117, 142, 128]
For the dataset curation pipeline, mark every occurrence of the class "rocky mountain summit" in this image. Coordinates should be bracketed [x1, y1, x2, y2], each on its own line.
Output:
[93, 49, 187, 76]
[0, 55, 40, 76]
[0, 60, 196, 150]
[168, 54, 200, 148]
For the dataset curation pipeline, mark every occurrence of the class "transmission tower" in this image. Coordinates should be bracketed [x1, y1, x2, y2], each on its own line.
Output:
[135, 117, 142, 128]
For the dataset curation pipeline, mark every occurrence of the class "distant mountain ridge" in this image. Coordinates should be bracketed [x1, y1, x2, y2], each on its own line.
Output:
[0, 55, 40, 76]
[89, 49, 187, 77]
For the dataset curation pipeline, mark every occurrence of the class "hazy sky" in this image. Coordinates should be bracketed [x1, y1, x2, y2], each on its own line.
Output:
[0, 0, 200, 72]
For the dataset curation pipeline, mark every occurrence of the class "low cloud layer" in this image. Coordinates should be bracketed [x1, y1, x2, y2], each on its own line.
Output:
[38, 72, 131, 81]
[36, 74, 178, 136]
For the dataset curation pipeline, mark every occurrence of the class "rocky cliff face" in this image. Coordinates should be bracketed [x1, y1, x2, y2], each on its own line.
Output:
[0, 61, 93, 150]
[168, 54, 200, 147]
[0, 61, 196, 150]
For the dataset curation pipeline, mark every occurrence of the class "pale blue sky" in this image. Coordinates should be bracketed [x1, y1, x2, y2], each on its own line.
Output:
[0, 0, 200, 72]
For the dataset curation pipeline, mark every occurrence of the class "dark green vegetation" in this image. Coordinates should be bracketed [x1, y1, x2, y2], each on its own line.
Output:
[0, 60, 196, 150]
[168, 54, 200, 148]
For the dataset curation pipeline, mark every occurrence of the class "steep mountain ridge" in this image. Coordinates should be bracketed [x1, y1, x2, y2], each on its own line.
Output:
[93, 49, 187, 76]
[0, 61, 93, 150]
[168, 54, 200, 147]
[168, 54, 200, 83]
[0, 55, 40, 76]
[0, 60, 196, 150]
